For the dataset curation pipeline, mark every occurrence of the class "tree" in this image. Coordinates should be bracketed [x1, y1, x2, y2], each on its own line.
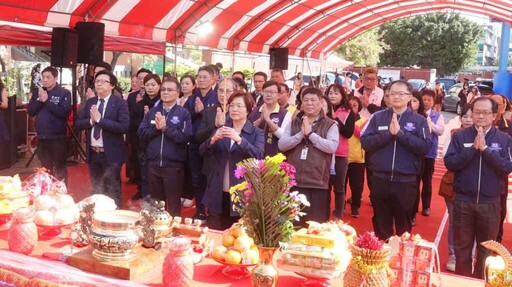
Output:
[379, 13, 482, 75]
[110, 51, 123, 68]
[336, 28, 389, 67]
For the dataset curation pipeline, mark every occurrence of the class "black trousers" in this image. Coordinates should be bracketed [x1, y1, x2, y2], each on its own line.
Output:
[497, 191, 508, 243]
[414, 157, 434, 213]
[148, 163, 185, 217]
[293, 187, 329, 227]
[207, 192, 239, 231]
[188, 144, 206, 215]
[454, 200, 500, 279]
[38, 138, 68, 183]
[137, 150, 148, 198]
[346, 162, 365, 212]
[327, 156, 349, 218]
[88, 150, 122, 208]
[370, 176, 416, 240]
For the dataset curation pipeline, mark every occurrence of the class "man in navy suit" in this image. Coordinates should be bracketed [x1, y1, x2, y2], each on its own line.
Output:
[76, 70, 129, 207]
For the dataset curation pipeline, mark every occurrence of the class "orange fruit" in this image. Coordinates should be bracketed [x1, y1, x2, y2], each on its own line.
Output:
[222, 234, 236, 247]
[212, 246, 228, 261]
[233, 235, 252, 252]
[225, 250, 242, 264]
[231, 226, 246, 238]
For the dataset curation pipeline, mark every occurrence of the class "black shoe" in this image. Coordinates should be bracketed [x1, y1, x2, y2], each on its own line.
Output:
[351, 209, 359, 218]
[411, 216, 416, 226]
[346, 197, 352, 204]
[194, 213, 207, 221]
[131, 191, 142, 200]
[422, 208, 431, 216]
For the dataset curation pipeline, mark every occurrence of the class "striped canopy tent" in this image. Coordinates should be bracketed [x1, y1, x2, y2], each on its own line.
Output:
[0, 0, 511, 59]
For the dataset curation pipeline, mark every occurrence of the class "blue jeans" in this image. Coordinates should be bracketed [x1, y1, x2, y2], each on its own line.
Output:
[445, 198, 454, 255]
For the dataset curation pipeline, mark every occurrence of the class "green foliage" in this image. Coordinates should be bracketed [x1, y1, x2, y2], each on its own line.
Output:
[4, 65, 30, 99]
[379, 13, 483, 75]
[336, 28, 389, 67]
[117, 77, 131, 93]
[166, 64, 197, 79]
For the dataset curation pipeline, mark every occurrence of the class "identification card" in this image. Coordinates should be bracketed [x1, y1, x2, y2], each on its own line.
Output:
[463, 143, 474, 148]
[150, 120, 156, 125]
[378, 126, 389, 131]
[300, 147, 308, 160]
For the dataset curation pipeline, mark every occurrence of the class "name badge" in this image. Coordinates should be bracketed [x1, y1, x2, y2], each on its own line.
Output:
[489, 142, 502, 150]
[300, 147, 308, 160]
[150, 120, 156, 125]
[378, 126, 388, 131]
[463, 143, 473, 148]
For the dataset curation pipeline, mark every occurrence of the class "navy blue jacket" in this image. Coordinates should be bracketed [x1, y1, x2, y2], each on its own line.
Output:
[200, 121, 265, 216]
[76, 95, 129, 164]
[27, 85, 71, 139]
[444, 126, 512, 204]
[138, 103, 192, 166]
[183, 88, 218, 140]
[361, 108, 431, 182]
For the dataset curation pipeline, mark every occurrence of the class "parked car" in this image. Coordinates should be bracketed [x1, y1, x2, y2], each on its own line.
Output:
[443, 83, 494, 114]
[435, 78, 457, 91]
[407, 79, 426, 91]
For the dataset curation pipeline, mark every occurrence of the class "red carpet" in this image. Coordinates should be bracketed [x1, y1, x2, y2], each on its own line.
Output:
[66, 159, 511, 274]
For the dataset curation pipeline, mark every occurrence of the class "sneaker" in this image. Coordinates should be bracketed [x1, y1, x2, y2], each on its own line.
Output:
[351, 209, 359, 218]
[411, 216, 416, 226]
[182, 199, 194, 208]
[446, 255, 456, 272]
[422, 208, 431, 216]
[193, 213, 207, 221]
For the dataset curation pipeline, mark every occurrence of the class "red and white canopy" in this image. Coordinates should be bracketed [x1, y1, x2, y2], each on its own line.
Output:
[0, 0, 511, 59]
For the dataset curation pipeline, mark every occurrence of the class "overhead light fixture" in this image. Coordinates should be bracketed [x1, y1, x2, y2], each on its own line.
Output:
[197, 20, 213, 36]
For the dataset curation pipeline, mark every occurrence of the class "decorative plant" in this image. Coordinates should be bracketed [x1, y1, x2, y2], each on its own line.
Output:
[229, 153, 309, 247]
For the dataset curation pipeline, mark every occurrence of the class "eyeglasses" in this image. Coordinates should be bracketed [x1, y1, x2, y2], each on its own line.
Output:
[229, 104, 246, 110]
[263, 90, 278, 95]
[95, 79, 111, 85]
[389, 92, 411, 98]
[473, 110, 493, 117]
[364, 77, 377, 82]
[161, 88, 179, 93]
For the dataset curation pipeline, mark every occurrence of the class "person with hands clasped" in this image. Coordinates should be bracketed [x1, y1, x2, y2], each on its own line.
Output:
[27, 66, 71, 183]
[138, 78, 192, 216]
[76, 70, 129, 207]
[360, 80, 431, 241]
[278, 87, 339, 226]
[200, 92, 264, 230]
[444, 97, 512, 279]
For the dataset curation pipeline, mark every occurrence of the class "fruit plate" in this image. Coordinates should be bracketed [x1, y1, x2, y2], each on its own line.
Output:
[212, 256, 257, 279]
[36, 223, 74, 239]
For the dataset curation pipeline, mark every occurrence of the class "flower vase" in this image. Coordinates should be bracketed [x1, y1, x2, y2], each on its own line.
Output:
[251, 246, 278, 287]
[8, 207, 38, 255]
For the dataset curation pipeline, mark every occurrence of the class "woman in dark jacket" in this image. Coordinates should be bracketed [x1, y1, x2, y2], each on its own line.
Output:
[200, 92, 265, 230]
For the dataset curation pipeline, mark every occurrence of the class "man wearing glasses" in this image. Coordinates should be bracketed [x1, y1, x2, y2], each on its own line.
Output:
[76, 70, 129, 208]
[361, 80, 431, 241]
[445, 97, 512, 279]
[249, 80, 292, 156]
[352, 68, 384, 119]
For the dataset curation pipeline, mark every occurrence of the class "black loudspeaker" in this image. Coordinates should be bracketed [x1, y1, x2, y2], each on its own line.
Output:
[76, 22, 105, 64]
[51, 28, 78, 68]
[269, 48, 289, 70]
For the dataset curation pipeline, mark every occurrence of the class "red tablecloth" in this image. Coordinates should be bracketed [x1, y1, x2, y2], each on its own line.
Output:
[0, 224, 485, 287]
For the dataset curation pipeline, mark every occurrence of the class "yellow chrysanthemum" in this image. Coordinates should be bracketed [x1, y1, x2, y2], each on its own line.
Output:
[268, 153, 286, 165]
[229, 181, 248, 194]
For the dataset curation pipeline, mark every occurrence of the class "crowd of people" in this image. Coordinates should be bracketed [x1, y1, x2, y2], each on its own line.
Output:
[21, 63, 512, 280]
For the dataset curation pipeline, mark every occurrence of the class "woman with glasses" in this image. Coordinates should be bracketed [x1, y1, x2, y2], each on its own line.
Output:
[249, 80, 292, 156]
[138, 78, 193, 216]
[325, 84, 355, 219]
[200, 92, 264, 230]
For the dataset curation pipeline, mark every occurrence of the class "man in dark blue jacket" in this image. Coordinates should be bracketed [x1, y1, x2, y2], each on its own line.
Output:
[138, 78, 192, 216]
[27, 66, 71, 182]
[76, 70, 129, 207]
[444, 97, 512, 279]
[361, 80, 431, 241]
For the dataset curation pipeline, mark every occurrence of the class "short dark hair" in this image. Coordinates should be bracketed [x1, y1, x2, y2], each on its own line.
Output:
[421, 89, 436, 99]
[180, 74, 196, 86]
[232, 77, 247, 91]
[95, 70, 118, 87]
[301, 87, 323, 99]
[254, 71, 268, 81]
[388, 80, 413, 94]
[137, 68, 152, 76]
[262, 80, 281, 93]
[198, 66, 215, 76]
[42, 66, 58, 78]
[162, 77, 181, 91]
[349, 96, 363, 113]
[471, 97, 498, 114]
[95, 61, 112, 72]
[271, 68, 284, 76]
[143, 73, 162, 86]
[215, 62, 223, 69]
[208, 64, 219, 75]
[460, 104, 472, 117]
[278, 83, 289, 93]
[233, 71, 245, 80]
[228, 92, 255, 114]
